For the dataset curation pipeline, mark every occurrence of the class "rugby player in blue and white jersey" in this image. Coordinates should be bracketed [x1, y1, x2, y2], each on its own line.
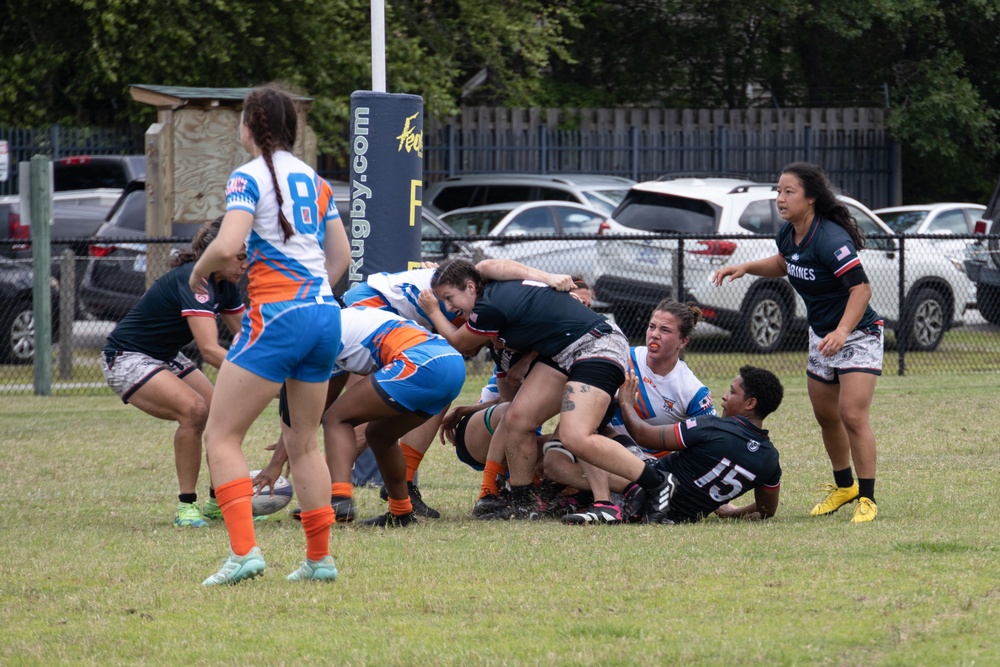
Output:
[545, 300, 717, 524]
[339, 260, 574, 517]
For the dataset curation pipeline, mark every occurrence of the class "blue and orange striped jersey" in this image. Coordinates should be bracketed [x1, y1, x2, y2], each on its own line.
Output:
[225, 151, 340, 305]
[333, 306, 439, 376]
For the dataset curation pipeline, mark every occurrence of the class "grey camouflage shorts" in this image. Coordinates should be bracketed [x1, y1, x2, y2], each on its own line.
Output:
[807, 323, 883, 383]
[101, 349, 197, 402]
[550, 321, 629, 375]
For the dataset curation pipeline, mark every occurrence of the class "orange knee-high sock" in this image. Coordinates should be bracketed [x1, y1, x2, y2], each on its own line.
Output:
[215, 477, 256, 557]
[331, 482, 354, 499]
[400, 441, 423, 483]
[480, 460, 507, 498]
[300, 505, 335, 562]
[388, 497, 414, 516]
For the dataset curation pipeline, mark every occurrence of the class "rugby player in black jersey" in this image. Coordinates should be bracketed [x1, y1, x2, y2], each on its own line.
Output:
[619, 365, 783, 523]
[712, 162, 881, 523]
[100, 218, 247, 529]
[422, 259, 677, 522]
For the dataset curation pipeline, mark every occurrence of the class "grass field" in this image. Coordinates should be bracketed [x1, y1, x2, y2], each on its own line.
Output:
[1, 371, 998, 666]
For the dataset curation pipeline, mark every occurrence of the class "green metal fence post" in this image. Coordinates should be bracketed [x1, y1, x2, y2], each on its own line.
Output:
[28, 155, 53, 395]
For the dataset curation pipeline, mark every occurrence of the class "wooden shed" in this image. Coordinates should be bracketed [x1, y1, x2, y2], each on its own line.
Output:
[129, 84, 317, 285]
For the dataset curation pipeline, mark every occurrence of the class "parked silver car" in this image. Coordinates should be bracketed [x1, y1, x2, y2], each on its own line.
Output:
[441, 201, 605, 283]
[875, 203, 984, 310]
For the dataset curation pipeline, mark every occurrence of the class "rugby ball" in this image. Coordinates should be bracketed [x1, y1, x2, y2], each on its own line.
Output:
[249, 470, 294, 516]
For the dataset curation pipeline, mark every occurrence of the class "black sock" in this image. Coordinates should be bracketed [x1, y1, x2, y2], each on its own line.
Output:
[178, 492, 197, 504]
[858, 478, 875, 502]
[209, 488, 217, 499]
[593, 499, 613, 506]
[637, 465, 663, 490]
[833, 467, 855, 489]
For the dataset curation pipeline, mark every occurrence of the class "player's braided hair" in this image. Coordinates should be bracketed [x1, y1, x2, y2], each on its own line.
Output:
[652, 299, 702, 339]
[242, 86, 298, 242]
[172, 216, 223, 267]
[781, 162, 865, 250]
[431, 258, 484, 297]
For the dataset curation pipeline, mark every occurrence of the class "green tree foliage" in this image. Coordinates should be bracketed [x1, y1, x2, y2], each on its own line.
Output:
[0, 0, 573, 152]
[3, 0, 1000, 199]
[547, 0, 1000, 201]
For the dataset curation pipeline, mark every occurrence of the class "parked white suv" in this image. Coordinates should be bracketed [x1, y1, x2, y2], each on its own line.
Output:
[592, 177, 969, 353]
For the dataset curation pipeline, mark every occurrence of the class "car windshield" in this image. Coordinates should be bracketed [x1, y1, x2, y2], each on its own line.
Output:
[611, 191, 719, 234]
[878, 210, 927, 234]
[442, 209, 510, 235]
[583, 189, 630, 214]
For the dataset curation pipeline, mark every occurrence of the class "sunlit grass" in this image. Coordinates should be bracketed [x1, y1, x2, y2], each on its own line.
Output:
[1, 373, 998, 665]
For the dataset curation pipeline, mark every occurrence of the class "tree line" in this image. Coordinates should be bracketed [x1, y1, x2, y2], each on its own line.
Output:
[2, 0, 998, 202]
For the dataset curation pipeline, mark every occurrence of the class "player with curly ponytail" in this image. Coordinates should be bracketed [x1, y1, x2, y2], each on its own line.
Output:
[192, 84, 351, 585]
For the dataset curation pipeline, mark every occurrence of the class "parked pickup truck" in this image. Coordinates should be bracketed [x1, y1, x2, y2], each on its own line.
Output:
[964, 176, 1000, 326]
[0, 191, 121, 259]
[0, 155, 144, 259]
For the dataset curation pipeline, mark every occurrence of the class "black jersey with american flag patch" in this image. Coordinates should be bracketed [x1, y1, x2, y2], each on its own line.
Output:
[104, 262, 244, 362]
[776, 216, 880, 337]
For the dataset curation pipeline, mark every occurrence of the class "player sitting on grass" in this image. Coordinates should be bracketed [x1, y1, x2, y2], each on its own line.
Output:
[618, 365, 784, 523]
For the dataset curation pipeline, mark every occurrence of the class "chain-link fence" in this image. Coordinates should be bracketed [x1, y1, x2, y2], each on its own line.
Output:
[3, 232, 999, 395]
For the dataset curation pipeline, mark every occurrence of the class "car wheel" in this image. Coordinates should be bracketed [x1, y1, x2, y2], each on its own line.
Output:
[898, 287, 949, 352]
[0, 299, 61, 365]
[735, 288, 789, 354]
[1, 301, 38, 364]
[977, 283, 1000, 326]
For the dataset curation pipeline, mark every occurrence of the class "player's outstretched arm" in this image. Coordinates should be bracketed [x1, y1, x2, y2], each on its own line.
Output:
[476, 258, 574, 291]
[711, 254, 787, 287]
[618, 375, 681, 451]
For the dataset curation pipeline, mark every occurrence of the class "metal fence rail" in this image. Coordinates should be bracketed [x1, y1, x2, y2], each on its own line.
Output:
[422, 126, 896, 208]
[2, 232, 998, 395]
